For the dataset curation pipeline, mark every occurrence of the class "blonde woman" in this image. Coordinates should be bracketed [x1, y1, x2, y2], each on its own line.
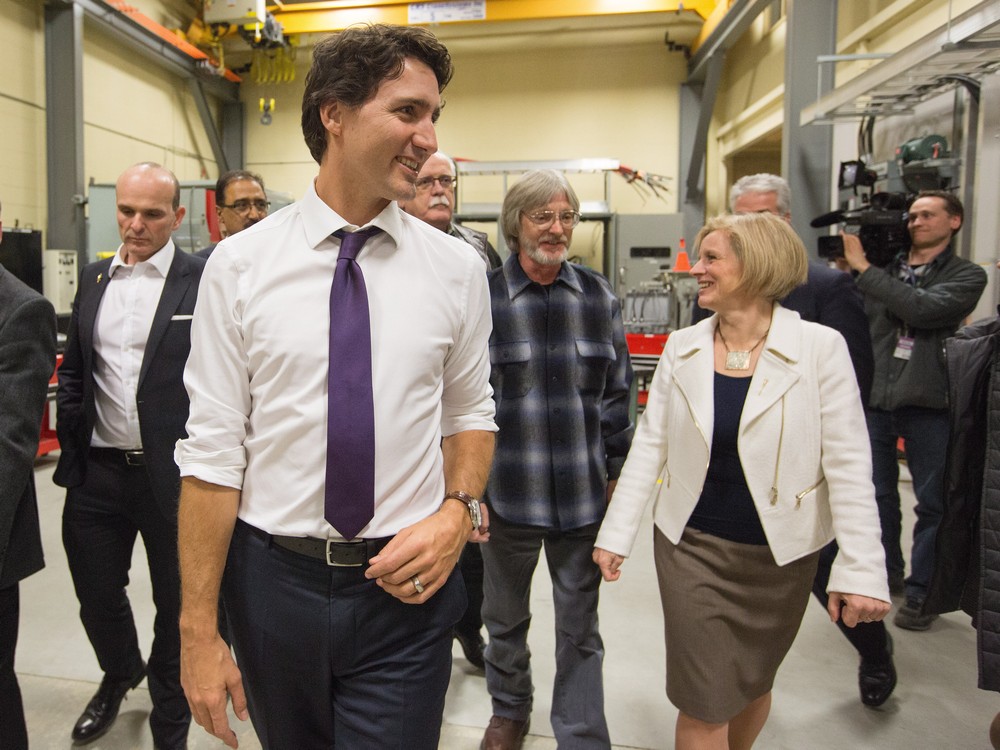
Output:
[594, 213, 890, 749]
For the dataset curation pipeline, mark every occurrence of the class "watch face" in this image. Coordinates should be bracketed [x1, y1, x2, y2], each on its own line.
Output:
[469, 499, 483, 530]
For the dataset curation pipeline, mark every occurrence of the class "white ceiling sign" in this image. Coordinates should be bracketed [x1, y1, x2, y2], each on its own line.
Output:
[409, 1, 487, 25]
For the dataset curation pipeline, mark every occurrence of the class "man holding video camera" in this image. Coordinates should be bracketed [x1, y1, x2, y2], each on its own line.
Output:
[842, 190, 986, 631]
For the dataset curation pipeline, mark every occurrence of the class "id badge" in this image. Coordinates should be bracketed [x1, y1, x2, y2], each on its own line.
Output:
[893, 335, 915, 360]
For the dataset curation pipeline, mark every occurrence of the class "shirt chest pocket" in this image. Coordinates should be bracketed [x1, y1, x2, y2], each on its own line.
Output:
[576, 338, 616, 394]
[490, 340, 533, 398]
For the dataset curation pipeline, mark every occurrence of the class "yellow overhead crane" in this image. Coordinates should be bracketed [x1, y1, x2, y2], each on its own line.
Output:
[266, 0, 727, 55]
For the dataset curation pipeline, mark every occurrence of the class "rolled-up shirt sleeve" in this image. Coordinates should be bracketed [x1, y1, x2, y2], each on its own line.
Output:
[441, 257, 497, 437]
[175, 246, 250, 490]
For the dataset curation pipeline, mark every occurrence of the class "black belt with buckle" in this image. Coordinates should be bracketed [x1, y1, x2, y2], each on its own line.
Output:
[271, 534, 393, 567]
[90, 447, 146, 467]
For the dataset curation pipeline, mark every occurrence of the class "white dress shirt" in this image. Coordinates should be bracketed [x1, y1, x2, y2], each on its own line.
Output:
[91, 241, 175, 450]
[176, 182, 497, 540]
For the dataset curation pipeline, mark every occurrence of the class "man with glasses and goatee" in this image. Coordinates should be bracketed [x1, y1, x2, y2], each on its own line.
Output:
[196, 170, 269, 259]
[480, 169, 634, 750]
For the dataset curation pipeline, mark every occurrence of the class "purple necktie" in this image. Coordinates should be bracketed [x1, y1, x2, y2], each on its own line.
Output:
[325, 226, 382, 540]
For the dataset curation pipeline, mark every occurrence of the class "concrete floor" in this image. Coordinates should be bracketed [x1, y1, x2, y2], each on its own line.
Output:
[16, 456, 999, 749]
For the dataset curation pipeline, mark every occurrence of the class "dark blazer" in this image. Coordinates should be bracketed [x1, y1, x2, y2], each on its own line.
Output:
[692, 261, 875, 403]
[0, 265, 57, 589]
[54, 249, 205, 518]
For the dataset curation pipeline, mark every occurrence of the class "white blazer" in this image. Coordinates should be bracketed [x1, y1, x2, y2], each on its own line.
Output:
[596, 304, 889, 601]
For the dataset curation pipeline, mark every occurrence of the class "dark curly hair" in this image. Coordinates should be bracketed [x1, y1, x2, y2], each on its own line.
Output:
[301, 24, 453, 165]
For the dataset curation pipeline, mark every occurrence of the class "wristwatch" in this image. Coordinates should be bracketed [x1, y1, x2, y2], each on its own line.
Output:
[443, 490, 483, 531]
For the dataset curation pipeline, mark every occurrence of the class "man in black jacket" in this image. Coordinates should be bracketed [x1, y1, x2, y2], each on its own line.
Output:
[843, 190, 987, 631]
[55, 163, 204, 748]
[0, 199, 58, 750]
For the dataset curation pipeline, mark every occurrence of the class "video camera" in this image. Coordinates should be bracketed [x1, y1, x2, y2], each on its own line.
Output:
[812, 192, 911, 269]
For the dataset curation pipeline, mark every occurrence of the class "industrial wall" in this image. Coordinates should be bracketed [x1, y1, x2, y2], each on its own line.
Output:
[0, 0, 47, 232]
[1, 0, 688, 261]
[241, 38, 688, 266]
[0, 0, 219, 238]
[707, 0, 985, 216]
[0, 0, 992, 272]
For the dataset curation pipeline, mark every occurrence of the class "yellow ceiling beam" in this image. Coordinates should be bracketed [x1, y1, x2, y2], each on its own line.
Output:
[689, 0, 733, 55]
[269, 0, 721, 36]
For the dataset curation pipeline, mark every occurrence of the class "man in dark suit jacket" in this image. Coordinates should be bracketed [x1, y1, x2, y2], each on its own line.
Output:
[55, 163, 204, 749]
[691, 173, 894, 708]
[0, 200, 58, 749]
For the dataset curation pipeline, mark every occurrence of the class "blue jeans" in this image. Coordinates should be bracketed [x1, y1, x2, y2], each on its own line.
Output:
[866, 407, 949, 601]
[481, 513, 610, 749]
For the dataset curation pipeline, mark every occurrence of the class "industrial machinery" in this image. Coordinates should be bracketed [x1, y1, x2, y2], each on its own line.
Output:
[43, 250, 78, 316]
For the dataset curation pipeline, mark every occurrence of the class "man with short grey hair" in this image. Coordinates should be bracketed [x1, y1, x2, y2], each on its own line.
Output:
[401, 149, 499, 672]
[729, 172, 793, 218]
[481, 169, 633, 749]
[400, 150, 502, 270]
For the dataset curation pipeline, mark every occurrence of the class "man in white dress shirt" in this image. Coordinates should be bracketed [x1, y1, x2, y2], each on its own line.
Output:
[175, 24, 496, 750]
[55, 162, 204, 748]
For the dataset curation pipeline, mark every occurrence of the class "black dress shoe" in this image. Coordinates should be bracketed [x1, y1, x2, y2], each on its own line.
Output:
[454, 629, 486, 671]
[72, 662, 147, 744]
[859, 634, 896, 708]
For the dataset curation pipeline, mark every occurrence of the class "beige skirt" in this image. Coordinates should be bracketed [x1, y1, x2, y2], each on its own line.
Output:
[653, 526, 820, 724]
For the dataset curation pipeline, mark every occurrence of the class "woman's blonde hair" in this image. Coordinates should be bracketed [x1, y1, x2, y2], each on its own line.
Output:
[694, 212, 808, 302]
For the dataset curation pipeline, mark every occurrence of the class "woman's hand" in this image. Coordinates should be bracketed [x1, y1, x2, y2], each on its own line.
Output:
[593, 548, 626, 582]
[828, 592, 891, 627]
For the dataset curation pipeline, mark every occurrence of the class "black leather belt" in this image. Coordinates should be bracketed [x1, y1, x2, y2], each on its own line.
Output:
[90, 447, 146, 466]
[271, 534, 393, 567]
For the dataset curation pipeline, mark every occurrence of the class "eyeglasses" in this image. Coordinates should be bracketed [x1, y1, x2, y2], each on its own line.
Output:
[220, 199, 270, 215]
[522, 209, 581, 228]
[414, 175, 456, 191]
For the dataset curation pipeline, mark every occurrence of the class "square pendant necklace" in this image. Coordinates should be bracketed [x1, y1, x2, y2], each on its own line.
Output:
[717, 325, 769, 371]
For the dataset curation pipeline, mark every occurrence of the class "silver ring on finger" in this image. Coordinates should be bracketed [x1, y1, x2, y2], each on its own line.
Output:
[411, 576, 425, 594]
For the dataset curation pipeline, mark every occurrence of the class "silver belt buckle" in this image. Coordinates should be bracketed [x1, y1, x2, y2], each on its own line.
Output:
[325, 539, 362, 567]
[124, 450, 144, 466]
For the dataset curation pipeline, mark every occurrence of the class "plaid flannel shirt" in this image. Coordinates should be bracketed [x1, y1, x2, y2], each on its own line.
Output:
[486, 254, 634, 529]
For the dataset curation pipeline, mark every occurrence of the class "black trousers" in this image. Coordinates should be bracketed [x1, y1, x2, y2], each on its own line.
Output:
[62, 450, 190, 748]
[224, 520, 465, 750]
[811, 540, 890, 662]
[0, 584, 27, 750]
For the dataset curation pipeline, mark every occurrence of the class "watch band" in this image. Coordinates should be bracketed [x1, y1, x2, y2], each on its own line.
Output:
[443, 490, 478, 505]
[443, 490, 482, 530]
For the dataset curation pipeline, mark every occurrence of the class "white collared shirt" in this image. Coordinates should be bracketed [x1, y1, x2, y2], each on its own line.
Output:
[176, 182, 496, 540]
[91, 241, 175, 449]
